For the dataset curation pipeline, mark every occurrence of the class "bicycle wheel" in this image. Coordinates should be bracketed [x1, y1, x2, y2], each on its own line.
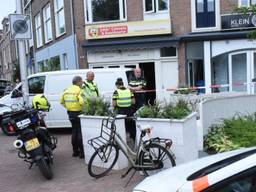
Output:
[138, 142, 176, 176]
[88, 144, 119, 178]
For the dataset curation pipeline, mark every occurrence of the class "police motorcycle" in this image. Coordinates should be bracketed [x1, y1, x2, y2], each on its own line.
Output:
[1, 95, 57, 180]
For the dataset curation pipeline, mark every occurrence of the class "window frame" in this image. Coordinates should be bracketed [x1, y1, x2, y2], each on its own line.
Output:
[54, 0, 66, 37]
[191, 0, 220, 32]
[143, 0, 169, 14]
[84, 0, 127, 24]
[238, 0, 256, 7]
[43, 3, 53, 43]
[35, 13, 43, 48]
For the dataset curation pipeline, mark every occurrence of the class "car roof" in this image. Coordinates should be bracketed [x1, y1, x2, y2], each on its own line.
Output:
[134, 147, 256, 192]
[27, 68, 133, 78]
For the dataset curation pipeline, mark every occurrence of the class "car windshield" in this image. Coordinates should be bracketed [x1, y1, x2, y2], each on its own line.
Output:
[187, 149, 256, 181]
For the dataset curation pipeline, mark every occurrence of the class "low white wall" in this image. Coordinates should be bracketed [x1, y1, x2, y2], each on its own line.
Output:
[80, 115, 129, 170]
[136, 112, 198, 165]
[200, 94, 256, 136]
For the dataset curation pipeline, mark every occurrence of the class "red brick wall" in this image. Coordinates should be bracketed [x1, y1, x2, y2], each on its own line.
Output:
[127, 0, 143, 21]
[73, 0, 87, 69]
[31, 0, 73, 50]
[220, 0, 238, 14]
[170, 0, 191, 36]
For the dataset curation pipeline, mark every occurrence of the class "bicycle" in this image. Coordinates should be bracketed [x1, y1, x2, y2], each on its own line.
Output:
[87, 115, 176, 180]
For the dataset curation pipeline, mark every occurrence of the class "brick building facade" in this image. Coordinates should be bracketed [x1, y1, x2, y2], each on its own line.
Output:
[76, 0, 256, 99]
[0, 18, 18, 81]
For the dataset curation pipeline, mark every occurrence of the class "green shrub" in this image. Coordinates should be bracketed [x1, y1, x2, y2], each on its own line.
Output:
[162, 99, 191, 119]
[204, 125, 240, 154]
[82, 97, 111, 116]
[138, 99, 191, 119]
[204, 113, 256, 153]
[137, 101, 162, 118]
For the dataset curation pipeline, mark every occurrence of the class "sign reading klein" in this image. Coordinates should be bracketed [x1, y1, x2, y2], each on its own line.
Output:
[221, 14, 256, 30]
[85, 19, 171, 40]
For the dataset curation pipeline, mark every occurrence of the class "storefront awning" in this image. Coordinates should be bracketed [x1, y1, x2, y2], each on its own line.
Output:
[180, 30, 251, 42]
[82, 36, 180, 52]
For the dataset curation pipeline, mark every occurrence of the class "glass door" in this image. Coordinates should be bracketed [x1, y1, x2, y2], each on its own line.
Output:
[229, 52, 249, 93]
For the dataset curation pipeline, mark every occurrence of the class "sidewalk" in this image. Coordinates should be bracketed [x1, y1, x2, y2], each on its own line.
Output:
[0, 130, 143, 192]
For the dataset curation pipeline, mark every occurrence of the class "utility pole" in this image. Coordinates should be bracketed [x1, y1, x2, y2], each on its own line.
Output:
[16, 0, 29, 105]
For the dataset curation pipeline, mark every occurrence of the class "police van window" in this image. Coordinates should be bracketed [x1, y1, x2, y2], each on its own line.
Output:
[108, 66, 120, 68]
[28, 76, 46, 94]
[187, 149, 256, 181]
[203, 167, 256, 192]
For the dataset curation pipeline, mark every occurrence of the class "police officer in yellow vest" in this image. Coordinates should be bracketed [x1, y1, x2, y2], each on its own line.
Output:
[60, 76, 85, 158]
[112, 78, 136, 142]
[82, 71, 99, 104]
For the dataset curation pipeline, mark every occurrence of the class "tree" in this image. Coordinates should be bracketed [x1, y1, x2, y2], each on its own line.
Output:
[235, 4, 256, 39]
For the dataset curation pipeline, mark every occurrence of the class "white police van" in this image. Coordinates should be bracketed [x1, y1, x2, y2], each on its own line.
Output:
[0, 68, 133, 128]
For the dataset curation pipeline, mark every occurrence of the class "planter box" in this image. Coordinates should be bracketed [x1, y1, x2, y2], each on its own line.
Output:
[136, 112, 198, 165]
[79, 115, 129, 170]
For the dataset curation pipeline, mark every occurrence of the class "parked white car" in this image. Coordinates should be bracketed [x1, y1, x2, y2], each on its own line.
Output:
[133, 147, 256, 192]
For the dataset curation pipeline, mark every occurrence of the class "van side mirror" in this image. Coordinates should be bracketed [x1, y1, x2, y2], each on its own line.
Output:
[11, 89, 23, 98]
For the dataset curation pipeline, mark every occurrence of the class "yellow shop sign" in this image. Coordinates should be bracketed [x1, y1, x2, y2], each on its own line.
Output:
[85, 19, 171, 40]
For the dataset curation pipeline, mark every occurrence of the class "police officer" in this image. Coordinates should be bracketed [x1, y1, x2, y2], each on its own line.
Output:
[32, 94, 51, 112]
[113, 78, 136, 142]
[128, 67, 147, 111]
[82, 71, 99, 103]
[60, 76, 85, 158]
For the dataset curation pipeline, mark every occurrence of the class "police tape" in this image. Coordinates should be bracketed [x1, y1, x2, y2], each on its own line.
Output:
[101, 82, 254, 94]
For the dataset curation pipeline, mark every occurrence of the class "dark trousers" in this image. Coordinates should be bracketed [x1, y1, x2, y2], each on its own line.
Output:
[67, 111, 83, 154]
[117, 107, 136, 141]
[134, 93, 146, 111]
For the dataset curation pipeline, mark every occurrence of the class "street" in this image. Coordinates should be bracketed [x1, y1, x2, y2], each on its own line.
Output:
[0, 129, 143, 192]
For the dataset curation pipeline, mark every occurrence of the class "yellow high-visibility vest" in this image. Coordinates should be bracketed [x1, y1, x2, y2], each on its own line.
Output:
[82, 80, 99, 99]
[60, 85, 84, 111]
[116, 89, 132, 108]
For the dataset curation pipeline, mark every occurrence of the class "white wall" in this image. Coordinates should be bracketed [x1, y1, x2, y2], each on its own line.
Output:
[200, 94, 256, 136]
[212, 39, 256, 57]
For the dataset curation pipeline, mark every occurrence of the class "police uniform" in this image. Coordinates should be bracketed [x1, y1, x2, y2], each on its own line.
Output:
[128, 76, 147, 111]
[113, 86, 136, 141]
[82, 80, 99, 99]
[60, 85, 84, 157]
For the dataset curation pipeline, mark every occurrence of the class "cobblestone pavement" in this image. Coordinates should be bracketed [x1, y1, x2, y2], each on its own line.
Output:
[0, 130, 143, 192]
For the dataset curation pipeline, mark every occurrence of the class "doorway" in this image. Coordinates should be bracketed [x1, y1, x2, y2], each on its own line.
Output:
[139, 62, 156, 105]
[188, 59, 205, 93]
[228, 51, 256, 94]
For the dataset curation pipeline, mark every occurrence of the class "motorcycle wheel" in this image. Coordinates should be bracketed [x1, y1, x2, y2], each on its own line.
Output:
[37, 158, 53, 180]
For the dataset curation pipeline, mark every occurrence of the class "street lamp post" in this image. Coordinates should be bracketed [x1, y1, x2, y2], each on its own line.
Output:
[16, 0, 29, 105]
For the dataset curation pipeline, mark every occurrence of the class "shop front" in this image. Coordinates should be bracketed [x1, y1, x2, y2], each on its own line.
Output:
[185, 13, 256, 94]
[83, 19, 180, 101]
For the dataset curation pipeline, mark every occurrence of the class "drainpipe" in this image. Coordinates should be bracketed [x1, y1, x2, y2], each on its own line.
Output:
[70, 0, 78, 69]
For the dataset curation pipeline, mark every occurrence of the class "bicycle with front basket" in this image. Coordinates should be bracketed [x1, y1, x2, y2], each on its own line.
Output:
[87, 115, 176, 179]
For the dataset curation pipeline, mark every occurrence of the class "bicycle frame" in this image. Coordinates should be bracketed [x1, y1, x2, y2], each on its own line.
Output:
[113, 128, 159, 170]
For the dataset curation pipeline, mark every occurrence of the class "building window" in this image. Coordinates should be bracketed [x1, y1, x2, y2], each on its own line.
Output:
[160, 47, 177, 57]
[35, 13, 43, 48]
[239, 0, 256, 6]
[43, 3, 53, 43]
[54, 0, 66, 37]
[85, 0, 127, 23]
[144, 0, 168, 13]
[196, 0, 216, 28]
